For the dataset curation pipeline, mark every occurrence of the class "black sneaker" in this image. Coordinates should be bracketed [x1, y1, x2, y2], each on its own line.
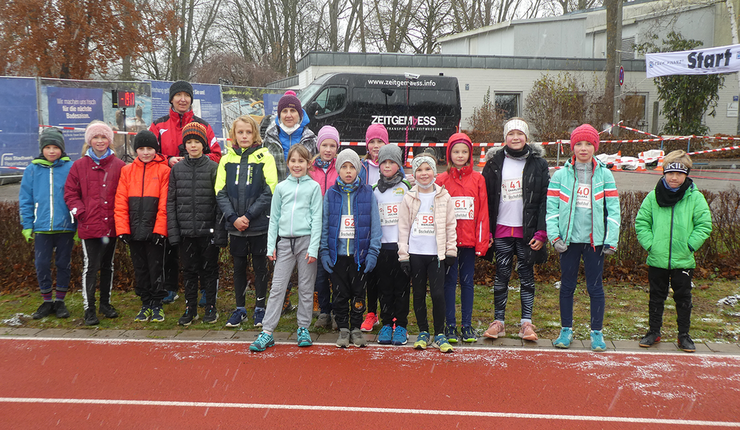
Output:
[84, 308, 100, 326]
[99, 303, 119, 319]
[203, 305, 218, 324]
[53, 301, 70, 318]
[639, 331, 661, 348]
[678, 333, 696, 353]
[32, 302, 54, 319]
[178, 308, 198, 326]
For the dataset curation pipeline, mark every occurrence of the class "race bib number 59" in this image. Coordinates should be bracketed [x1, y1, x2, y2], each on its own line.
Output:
[413, 213, 435, 236]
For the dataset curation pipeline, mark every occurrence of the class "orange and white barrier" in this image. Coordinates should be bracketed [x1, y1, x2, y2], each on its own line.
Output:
[477, 147, 486, 167]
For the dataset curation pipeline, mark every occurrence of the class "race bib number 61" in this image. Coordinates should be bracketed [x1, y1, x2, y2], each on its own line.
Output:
[452, 196, 475, 220]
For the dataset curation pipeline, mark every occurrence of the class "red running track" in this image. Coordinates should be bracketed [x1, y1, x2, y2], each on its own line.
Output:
[1, 338, 739, 429]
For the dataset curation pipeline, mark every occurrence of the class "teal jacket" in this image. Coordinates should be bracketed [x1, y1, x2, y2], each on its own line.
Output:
[546, 157, 620, 248]
[635, 180, 712, 269]
[266, 174, 323, 258]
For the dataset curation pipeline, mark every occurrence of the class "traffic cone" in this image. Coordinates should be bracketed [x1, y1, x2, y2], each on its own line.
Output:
[405, 146, 414, 168]
[477, 146, 486, 167]
[636, 158, 647, 171]
[655, 156, 664, 172]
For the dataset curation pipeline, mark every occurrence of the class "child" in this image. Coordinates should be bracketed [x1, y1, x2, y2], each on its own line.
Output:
[309, 125, 340, 329]
[263, 91, 317, 181]
[635, 150, 712, 352]
[20, 128, 76, 320]
[216, 115, 278, 328]
[115, 130, 171, 322]
[398, 151, 457, 353]
[250, 145, 323, 352]
[481, 119, 549, 341]
[436, 133, 490, 343]
[320, 149, 381, 348]
[167, 122, 225, 326]
[373, 144, 412, 345]
[546, 124, 620, 351]
[65, 121, 125, 325]
[360, 123, 388, 332]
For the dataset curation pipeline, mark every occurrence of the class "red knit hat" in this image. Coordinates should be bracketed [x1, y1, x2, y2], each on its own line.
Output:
[570, 124, 600, 152]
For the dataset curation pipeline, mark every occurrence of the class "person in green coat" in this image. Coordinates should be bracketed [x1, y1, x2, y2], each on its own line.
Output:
[635, 150, 712, 353]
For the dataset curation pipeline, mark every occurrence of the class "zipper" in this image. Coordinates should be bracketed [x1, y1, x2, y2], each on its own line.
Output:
[138, 162, 147, 239]
[668, 206, 675, 270]
[290, 177, 300, 236]
[563, 163, 576, 244]
[49, 165, 54, 230]
[191, 160, 197, 229]
[345, 191, 351, 255]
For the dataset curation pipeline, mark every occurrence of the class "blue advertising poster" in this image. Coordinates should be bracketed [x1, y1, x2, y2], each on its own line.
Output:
[149, 80, 224, 150]
[264, 93, 282, 117]
[47, 86, 104, 158]
[0, 77, 38, 168]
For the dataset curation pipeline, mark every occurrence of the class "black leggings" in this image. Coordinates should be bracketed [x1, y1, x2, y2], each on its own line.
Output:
[410, 254, 445, 335]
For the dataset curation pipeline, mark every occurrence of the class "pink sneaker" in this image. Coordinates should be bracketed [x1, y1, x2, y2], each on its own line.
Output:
[360, 312, 379, 332]
[483, 320, 505, 339]
[519, 321, 538, 341]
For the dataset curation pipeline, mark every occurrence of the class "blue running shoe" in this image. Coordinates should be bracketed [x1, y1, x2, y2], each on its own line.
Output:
[198, 290, 207, 307]
[432, 334, 454, 353]
[377, 325, 393, 344]
[445, 324, 459, 344]
[392, 326, 408, 345]
[162, 291, 178, 304]
[590, 330, 607, 352]
[249, 331, 275, 352]
[554, 327, 573, 349]
[225, 307, 247, 328]
[414, 331, 430, 350]
[461, 325, 478, 343]
[297, 327, 313, 347]
[253, 307, 265, 327]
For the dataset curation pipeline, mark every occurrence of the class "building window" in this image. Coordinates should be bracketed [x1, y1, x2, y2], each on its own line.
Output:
[495, 93, 520, 119]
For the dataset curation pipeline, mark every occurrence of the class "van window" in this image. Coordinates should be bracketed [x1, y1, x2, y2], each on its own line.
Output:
[314, 87, 347, 116]
[353, 88, 457, 116]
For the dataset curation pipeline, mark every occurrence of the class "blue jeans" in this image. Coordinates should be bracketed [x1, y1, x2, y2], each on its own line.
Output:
[558, 243, 605, 331]
[443, 247, 476, 327]
[35, 232, 74, 294]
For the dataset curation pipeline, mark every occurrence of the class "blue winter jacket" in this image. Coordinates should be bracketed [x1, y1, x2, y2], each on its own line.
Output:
[19, 156, 76, 232]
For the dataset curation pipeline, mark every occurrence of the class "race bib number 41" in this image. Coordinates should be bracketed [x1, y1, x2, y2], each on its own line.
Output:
[413, 212, 435, 236]
[378, 203, 399, 226]
[576, 185, 591, 209]
[501, 178, 523, 202]
[339, 215, 355, 239]
[452, 196, 474, 220]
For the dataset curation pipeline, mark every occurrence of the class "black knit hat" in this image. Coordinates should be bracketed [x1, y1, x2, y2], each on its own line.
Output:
[169, 80, 193, 104]
[134, 130, 161, 152]
[39, 128, 65, 153]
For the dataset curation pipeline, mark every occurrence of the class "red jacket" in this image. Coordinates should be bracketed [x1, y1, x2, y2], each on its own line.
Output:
[436, 134, 490, 255]
[64, 153, 125, 239]
[114, 154, 170, 241]
[149, 108, 221, 164]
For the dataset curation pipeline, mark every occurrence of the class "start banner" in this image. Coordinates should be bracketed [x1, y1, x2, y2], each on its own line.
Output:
[645, 43, 740, 78]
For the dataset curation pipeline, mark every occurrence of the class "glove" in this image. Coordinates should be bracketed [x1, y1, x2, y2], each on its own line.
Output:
[603, 245, 616, 256]
[118, 234, 131, 244]
[444, 255, 457, 269]
[321, 255, 334, 274]
[22, 229, 34, 242]
[152, 234, 166, 246]
[73, 231, 80, 244]
[400, 260, 411, 277]
[553, 239, 568, 253]
[363, 254, 377, 273]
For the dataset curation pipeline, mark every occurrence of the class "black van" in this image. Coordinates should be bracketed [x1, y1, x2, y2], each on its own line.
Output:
[263, 72, 461, 157]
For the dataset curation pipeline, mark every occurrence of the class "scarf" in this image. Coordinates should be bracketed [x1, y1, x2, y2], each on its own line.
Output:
[314, 158, 332, 170]
[504, 144, 530, 159]
[337, 176, 360, 193]
[376, 170, 405, 193]
[87, 147, 112, 164]
[655, 177, 693, 208]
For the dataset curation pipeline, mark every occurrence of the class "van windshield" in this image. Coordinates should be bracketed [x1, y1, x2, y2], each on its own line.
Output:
[298, 84, 322, 105]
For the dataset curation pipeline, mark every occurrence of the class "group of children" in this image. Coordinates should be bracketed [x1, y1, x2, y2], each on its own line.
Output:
[21, 91, 712, 354]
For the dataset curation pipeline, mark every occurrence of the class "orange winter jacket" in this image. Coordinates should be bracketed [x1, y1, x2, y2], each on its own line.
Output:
[114, 154, 170, 241]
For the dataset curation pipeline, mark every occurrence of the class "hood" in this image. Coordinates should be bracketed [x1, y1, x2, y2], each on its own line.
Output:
[446, 133, 473, 165]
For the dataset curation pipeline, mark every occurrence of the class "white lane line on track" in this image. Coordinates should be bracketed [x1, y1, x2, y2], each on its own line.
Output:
[0, 397, 738, 427]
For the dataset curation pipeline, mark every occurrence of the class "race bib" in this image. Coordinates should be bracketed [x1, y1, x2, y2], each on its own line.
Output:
[501, 178, 523, 202]
[378, 203, 399, 226]
[452, 196, 475, 220]
[339, 215, 355, 239]
[576, 185, 591, 209]
[413, 212, 435, 236]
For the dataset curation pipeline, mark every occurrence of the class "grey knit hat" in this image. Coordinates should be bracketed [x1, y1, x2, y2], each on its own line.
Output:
[377, 144, 403, 168]
[39, 128, 66, 153]
[335, 149, 362, 173]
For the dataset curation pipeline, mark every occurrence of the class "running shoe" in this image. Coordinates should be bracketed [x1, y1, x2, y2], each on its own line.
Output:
[297, 327, 313, 347]
[377, 325, 393, 344]
[392, 326, 408, 345]
[32, 302, 54, 320]
[350, 328, 367, 347]
[178, 307, 198, 326]
[432, 334, 454, 353]
[99, 303, 119, 319]
[336, 328, 350, 348]
[313, 313, 331, 329]
[414, 331, 430, 350]
[84, 308, 100, 326]
[53, 301, 70, 318]
[253, 307, 265, 327]
[134, 306, 151, 322]
[445, 324, 459, 344]
[677, 333, 696, 353]
[554, 327, 573, 349]
[483, 320, 505, 339]
[518, 321, 539, 341]
[162, 291, 179, 304]
[225, 308, 247, 328]
[150, 306, 165, 323]
[250, 331, 275, 352]
[461, 325, 477, 343]
[360, 312, 379, 332]
[590, 330, 606, 352]
[202, 305, 218, 324]
[639, 331, 661, 348]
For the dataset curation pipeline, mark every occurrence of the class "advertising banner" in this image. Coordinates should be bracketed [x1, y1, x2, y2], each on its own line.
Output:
[47, 86, 104, 158]
[221, 85, 283, 139]
[645, 43, 740, 78]
[0, 77, 39, 167]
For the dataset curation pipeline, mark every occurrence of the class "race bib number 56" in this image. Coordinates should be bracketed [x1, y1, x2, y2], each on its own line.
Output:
[379, 203, 399, 226]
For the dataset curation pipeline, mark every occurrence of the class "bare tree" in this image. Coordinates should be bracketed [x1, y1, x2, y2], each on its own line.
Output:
[405, 0, 453, 54]
[368, 0, 415, 52]
[448, 0, 548, 34]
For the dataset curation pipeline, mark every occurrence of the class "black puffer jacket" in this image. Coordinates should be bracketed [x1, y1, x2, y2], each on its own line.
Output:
[167, 155, 226, 246]
[481, 144, 550, 264]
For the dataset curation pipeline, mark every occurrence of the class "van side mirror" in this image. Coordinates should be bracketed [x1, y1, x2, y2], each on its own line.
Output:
[306, 101, 320, 120]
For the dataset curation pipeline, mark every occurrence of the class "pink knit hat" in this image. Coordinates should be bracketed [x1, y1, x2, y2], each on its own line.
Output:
[570, 124, 600, 152]
[365, 123, 389, 145]
[85, 121, 114, 146]
[317, 125, 340, 151]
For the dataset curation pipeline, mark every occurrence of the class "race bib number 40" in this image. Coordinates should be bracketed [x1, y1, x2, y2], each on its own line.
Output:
[413, 212, 435, 236]
[452, 196, 474, 220]
[339, 215, 355, 239]
[576, 185, 591, 209]
[501, 178, 523, 202]
[378, 203, 399, 226]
